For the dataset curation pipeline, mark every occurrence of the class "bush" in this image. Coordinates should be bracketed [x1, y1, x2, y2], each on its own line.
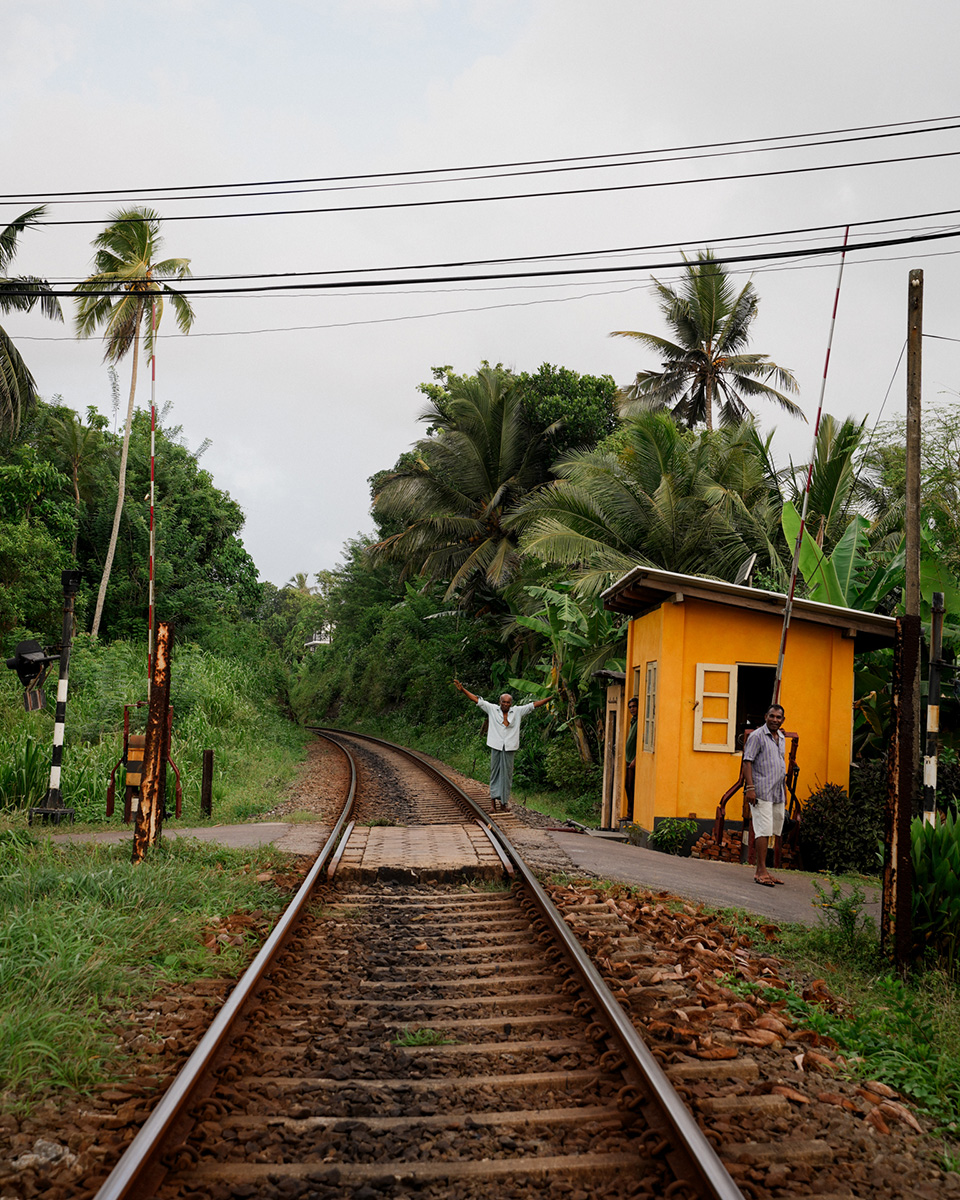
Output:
[649, 817, 698, 856]
[912, 811, 960, 977]
[542, 737, 599, 795]
[799, 780, 884, 874]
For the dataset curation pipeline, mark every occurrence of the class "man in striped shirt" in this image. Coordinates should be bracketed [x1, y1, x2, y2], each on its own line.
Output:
[741, 704, 787, 886]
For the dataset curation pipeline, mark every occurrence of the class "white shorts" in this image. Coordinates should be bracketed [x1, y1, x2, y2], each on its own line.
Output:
[750, 800, 785, 838]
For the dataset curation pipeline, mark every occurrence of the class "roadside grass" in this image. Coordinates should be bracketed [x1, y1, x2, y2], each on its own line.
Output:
[0, 834, 290, 1110]
[768, 919, 960, 1138]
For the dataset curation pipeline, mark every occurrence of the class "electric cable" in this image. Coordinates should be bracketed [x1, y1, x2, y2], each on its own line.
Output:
[4, 113, 958, 202]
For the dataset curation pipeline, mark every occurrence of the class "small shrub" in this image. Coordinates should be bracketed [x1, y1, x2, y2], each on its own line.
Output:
[649, 817, 698, 856]
[912, 811, 960, 977]
[542, 737, 600, 795]
[566, 792, 601, 825]
[799, 780, 884, 874]
[810, 875, 877, 965]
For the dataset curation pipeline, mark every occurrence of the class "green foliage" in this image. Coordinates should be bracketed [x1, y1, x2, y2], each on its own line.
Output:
[542, 737, 599, 794]
[733, 970, 960, 1134]
[0, 735, 48, 810]
[516, 413, 787, 596]
[513, 362, 619, 459]
[371, 365, 560, 603]
[0, 206, 63, 436]
[911, 812, 960, 977]
[391, 1027, 456, 1046]
[648, 817, 698, 855]
[0, 636, 306, 824]
[799, 781, 884, 875]
[289, 542, 503, 734]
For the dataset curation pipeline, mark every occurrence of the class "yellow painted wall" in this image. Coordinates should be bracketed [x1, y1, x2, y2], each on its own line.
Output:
[621, 597, 855, 825]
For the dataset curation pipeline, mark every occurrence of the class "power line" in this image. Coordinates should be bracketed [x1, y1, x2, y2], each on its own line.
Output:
[16, 249, 960, 342]
[29, 146, 960, 228]
[5, 113, 958, 202]
[13, 225, 960, 302]
[12, 121, 960, 207]
[31, 205, 960, 286]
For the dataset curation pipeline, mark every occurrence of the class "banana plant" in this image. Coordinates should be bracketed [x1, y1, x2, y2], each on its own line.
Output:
[508, 583, 625, 764]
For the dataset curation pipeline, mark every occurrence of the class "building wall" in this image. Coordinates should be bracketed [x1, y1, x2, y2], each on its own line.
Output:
[622, 597, 856, 827]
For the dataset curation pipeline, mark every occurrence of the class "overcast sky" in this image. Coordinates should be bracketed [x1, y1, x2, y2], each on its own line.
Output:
[4, 0, 960, 588]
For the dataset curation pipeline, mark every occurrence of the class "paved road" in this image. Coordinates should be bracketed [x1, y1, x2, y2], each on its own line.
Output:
[546, 830, 881, 927]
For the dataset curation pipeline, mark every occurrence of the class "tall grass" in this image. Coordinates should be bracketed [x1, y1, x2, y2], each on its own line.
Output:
[0, 636, 309, 824]
[0, 834, 288, 1101]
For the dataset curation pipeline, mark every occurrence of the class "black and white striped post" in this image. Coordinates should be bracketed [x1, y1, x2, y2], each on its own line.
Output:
[28, 569, 82, 826]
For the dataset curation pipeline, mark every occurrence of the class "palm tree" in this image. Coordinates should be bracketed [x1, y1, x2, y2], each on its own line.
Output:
[74, 208, 195, 638]
[513, 413, 781, 595]
[611, 250, 802, 431]
[286, 572, 317, 596]
[370, 365, 560, 604]
[0, 206, 63, 436]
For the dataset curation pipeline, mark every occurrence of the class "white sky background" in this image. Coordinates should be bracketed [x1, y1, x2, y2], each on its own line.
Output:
[3, 0, 960, 587]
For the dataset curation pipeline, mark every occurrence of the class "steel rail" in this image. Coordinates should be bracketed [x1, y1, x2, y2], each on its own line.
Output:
[94, 733, 356, 1200]
[320, 727, 744, 1200]
[97, 727, 743, 1200]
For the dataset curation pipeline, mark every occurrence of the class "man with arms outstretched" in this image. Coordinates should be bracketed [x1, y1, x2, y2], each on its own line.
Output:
[453, 680, 550, 811]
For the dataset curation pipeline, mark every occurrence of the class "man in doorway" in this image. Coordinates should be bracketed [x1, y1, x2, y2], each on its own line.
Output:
[742, 704, 786, 886]
[453, 680, 550, 811]
[624, 696, 639, 816]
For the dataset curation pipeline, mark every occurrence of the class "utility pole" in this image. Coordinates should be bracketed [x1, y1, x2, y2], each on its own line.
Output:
[882, 269, 922, 971]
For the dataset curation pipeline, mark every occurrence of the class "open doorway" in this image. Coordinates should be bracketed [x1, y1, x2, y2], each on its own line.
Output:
[734, 664, 776, 750]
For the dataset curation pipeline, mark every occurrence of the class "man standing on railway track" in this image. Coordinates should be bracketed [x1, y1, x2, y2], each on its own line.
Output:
[453, 680, 550, 811]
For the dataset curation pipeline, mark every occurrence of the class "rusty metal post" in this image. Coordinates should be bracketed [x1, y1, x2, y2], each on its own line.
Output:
[133, 622, 173, 864]
[201, 749, 214, 817]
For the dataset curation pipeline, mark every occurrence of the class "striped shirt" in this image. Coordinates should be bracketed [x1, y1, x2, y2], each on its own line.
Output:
[742, 725, 786, 805]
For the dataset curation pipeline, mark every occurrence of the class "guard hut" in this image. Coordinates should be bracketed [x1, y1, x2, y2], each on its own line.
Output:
[600, 566, 896, 834]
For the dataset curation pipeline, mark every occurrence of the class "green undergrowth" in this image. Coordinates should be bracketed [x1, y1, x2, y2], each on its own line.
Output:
[0, 833, 290, 1109]
[391, 1027, 456, 1046]
[729, 895, 960, 1139]
[0, 638, 311, 827]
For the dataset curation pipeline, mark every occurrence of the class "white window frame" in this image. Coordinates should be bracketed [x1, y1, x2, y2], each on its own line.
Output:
[694, 663, 738, 753]
[642, 661, 657, 752]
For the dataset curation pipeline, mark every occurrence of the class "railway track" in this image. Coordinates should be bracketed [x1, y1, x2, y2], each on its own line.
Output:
[93, 729, 743, 1200]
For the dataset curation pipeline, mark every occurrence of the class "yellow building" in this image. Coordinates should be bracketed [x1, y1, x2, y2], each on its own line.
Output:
[599, 567, 896, 832]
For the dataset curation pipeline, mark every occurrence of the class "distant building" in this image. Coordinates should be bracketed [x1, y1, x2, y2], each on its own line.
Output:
[304, 628, 331, 651]
[598, 566, 896, 832]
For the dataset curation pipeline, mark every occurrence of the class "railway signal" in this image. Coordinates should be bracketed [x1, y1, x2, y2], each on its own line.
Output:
[5, 639, 56, 711]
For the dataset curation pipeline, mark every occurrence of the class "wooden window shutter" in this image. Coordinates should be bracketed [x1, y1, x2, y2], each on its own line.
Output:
[694, 663, 737, 753]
